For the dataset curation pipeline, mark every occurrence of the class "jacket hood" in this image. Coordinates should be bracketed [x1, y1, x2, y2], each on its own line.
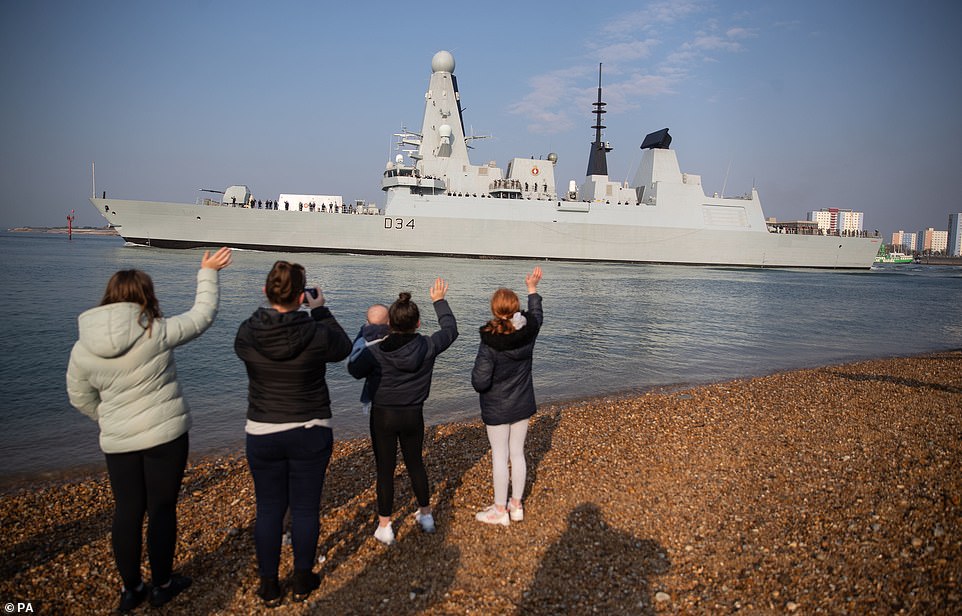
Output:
[479, 311, 540, 354]
[359, 322, 390, 341]
[241, 307, 317, 361]
[377, 333, 429, 373]
[77, 303, 148, 359]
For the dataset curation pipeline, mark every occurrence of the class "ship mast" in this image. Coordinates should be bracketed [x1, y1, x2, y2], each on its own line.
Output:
[586, 63, 611, 177]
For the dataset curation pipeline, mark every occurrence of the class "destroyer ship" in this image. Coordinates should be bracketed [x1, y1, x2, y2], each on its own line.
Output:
[90, 50, 880, 268]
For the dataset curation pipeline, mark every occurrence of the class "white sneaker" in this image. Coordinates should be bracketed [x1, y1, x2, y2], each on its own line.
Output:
[475, 505, 510, 526]
[374, 523, 395, 545]
[507, 501, 524, 522]
[415, 511, 436, 533]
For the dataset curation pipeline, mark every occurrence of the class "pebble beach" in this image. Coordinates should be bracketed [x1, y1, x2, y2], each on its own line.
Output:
[2, 351, 960, 614]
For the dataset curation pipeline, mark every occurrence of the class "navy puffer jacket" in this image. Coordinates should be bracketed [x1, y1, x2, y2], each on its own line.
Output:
[348, 299, 458, 407]
[471, 293, 543, 425]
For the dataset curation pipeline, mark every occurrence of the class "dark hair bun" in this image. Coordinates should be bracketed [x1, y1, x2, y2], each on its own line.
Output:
[389, 291, 419, 332]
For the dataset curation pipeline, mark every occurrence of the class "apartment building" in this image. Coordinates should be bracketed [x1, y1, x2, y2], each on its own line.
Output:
[891, 230, 917, 253]
[808, 208, 864, 234]
[948, 213, 962, 257]
[918, 227, 948, 254]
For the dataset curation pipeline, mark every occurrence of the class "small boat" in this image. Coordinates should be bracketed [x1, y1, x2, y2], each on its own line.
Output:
[874, 246, 915, 264]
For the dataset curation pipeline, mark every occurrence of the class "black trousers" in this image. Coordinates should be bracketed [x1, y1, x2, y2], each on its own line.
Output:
[369, 404, 430, 516]
[246, 426, 333, 577]
[104, 432, 189, 589]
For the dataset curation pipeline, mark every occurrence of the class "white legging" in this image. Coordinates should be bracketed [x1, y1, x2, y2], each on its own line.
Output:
[485, 419, 529, 505]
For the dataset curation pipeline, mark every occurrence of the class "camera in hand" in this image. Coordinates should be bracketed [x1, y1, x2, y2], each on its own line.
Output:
[303, 287, 319, 300]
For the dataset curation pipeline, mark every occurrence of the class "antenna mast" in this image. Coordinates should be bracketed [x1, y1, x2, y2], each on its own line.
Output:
[586, 63, 611, 176]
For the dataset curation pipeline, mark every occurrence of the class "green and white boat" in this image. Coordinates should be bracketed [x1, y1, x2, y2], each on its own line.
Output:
[874, 246, 914, 264]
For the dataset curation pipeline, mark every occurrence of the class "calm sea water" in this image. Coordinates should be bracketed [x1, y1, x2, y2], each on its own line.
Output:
[1, 231, 960, 485]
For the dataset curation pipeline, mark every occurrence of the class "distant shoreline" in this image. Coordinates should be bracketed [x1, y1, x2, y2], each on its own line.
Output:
[916, 254, 962, 266]
[7, 226, 118, 236]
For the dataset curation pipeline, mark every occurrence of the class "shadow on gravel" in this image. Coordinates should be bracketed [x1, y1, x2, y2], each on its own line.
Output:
[307, 421, 485, 615]
[830, 371, 962, 394]
[175, 521, 256, 616]
[320, 442, 377, 511]
[308, 409, 562, 614]
[0, 509, 112, 580]
[517, 502, 670, 615]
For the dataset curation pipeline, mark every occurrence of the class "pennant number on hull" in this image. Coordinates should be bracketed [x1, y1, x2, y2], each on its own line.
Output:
[384, 218, 416, 230]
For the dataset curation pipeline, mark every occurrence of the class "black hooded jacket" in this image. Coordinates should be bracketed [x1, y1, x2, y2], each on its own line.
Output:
[471, 293, 543, 425]
[348, 299, 458, 407]
[235, 305, 352, 423]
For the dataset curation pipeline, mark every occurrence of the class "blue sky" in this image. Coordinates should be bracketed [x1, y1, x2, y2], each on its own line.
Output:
[2, 1, 960, 238]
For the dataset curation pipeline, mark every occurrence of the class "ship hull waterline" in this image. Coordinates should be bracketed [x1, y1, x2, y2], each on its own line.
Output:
[92, 198, 882, 269]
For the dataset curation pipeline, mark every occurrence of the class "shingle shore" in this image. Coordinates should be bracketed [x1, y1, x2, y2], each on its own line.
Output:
[2, 352, 960, 614]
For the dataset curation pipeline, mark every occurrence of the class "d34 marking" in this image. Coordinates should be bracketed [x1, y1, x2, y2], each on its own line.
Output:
[384, 218, 416, 230]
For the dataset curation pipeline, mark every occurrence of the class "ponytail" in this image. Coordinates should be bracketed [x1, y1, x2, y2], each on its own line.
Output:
[481, 288, 520, 335]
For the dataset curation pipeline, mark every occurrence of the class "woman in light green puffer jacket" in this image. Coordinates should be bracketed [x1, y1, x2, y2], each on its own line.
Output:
[66, 247, 231, 613]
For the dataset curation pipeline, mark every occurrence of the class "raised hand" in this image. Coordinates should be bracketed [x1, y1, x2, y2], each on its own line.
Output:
[429, 277, 448, 302]
[201, 246, 233, 270]
[525, 266, 542, 293]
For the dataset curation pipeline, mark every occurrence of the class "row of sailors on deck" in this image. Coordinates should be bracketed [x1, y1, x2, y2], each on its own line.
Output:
[490, 179, 550, 193]
[769, 226, 878, 237]
[228, 197, 347, 213]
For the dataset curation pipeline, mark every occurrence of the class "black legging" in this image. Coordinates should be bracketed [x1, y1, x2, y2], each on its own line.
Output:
[369, 404, 430, 516]
[104, 433, 189, 589]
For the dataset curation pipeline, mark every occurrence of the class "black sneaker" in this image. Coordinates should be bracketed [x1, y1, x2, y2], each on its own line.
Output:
[291, 569, 320, 602]
[257, 577, 282, 608]
[117, 583, 149, 613]
[148, 574, 192, 608]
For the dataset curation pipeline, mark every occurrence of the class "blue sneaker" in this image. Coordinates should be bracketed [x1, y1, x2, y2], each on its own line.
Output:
[415, 511, 436, 533]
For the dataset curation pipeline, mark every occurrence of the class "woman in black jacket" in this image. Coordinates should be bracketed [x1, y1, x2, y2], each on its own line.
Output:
[348, 278, 458, 545]
[471, 267, 543, 526]
[235, 261, 352, 606]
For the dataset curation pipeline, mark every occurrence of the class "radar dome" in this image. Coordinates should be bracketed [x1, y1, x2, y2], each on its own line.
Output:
[431, 51, 455, 74]
[547, 152, 558, 164]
